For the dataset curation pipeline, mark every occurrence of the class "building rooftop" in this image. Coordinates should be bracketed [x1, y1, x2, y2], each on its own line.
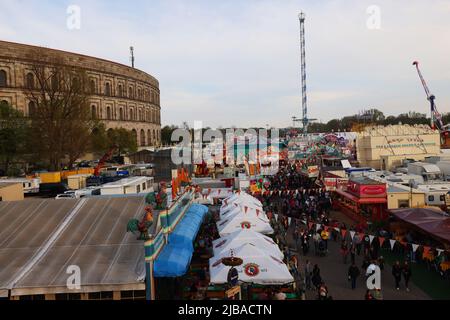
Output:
[101, 176, 150, 188]
[0, 182, 21, 189]
[349, 176, 385, 185]
[0, 196, 146, 297]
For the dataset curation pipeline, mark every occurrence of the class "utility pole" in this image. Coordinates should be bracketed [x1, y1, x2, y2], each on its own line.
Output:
[130, 46, 135, 68]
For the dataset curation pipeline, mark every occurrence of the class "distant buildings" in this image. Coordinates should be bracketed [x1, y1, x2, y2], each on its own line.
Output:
[0, 40, 161, 147]
[356, 124, 441, 170]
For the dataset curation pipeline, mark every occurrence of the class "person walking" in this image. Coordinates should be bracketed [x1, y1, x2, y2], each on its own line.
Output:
[313, 232, 321, 256]
[350, 244, 356, 265]
[341, 240, 349, 264]
[312, 264, 322, 290]
[301, 232, 309, 256]
[348, 262, 360, 290]
[318, 282, 329, 300]
[304, 260, 313, 290]
[392, 260, 402, 290]
[403, 261, 412, 292]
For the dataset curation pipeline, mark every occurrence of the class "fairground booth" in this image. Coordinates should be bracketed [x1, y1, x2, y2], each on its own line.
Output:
[334, 176, 388, 224]
[389, 207, 450, 276]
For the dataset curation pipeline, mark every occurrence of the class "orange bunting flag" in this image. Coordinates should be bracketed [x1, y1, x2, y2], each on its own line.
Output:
[341, 229, 347, 238]
[423, 246, 431, 256]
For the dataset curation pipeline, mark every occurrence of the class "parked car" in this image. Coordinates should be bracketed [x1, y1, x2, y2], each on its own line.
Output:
[55, 193, 76, 200]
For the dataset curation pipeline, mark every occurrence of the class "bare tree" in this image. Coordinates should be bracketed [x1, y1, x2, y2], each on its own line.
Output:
[25, 49, 94, 170]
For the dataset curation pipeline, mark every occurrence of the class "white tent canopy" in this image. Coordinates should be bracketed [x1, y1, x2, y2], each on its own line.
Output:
[221, 192, 262, 209]
[209, 244, 293, 285]
[217, 212, 273, 236]
[212, 229, 283, 259]
[219, 204, 268, 221]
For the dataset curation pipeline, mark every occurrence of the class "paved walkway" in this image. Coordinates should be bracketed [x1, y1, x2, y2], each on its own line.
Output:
[285, 214, 431, 300]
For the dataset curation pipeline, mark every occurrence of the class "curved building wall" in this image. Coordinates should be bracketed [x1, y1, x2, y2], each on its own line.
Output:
[0, 40, 161, 147]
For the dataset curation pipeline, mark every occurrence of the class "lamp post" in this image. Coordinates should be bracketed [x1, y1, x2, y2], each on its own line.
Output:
[222, 250, 243, 299]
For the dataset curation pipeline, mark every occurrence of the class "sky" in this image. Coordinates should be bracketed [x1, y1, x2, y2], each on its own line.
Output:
[1, 0, 450, 128]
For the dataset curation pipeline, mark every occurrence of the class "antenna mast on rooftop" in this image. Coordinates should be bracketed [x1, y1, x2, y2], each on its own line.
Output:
[130, 46, 135, 68]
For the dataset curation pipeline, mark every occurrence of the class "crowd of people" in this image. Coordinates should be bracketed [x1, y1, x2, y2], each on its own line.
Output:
[261, 161, 428, 300]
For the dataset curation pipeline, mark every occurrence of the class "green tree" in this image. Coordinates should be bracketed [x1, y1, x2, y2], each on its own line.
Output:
[161, 125, 178, 145]
[0, 101, 29, 175]
[26, 49, 94, 170]
[106, 128, 138, 154]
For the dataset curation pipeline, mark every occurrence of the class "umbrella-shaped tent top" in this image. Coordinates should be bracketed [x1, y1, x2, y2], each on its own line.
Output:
[221, 192, 262, 210]
[209, 243, 293, 285]
[219, 204, 268, 221]
[217, 212, 273, 236]
[212, 229, 283, 259]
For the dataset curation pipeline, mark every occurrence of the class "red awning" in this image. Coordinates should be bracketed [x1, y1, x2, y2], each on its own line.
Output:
[390, 208, 450, 244]
[336, 189, 386, 204]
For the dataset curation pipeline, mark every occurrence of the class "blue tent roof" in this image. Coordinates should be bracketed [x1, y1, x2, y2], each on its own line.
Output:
[154, 204, 208, 277]
[154, 246, 193, 277]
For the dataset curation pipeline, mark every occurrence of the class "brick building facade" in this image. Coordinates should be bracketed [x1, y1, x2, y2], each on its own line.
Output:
[0, 40, 161, 147]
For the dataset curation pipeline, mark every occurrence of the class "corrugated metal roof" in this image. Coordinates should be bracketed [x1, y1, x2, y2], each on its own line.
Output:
[0, 196, 146, 297]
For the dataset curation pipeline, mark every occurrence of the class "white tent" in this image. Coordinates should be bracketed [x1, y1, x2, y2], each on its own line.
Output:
[219, 204, 267, 221]
[221, 192, 262, 209]
[209, 244, 293, 285]
[217, 212, 273, 236]
[212, 229, 283, 259]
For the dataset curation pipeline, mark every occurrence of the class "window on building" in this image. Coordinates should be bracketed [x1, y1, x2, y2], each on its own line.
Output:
[105, 82, 111, 96]
[136, 185, 141, 193]
[440, 195, 445, 202]
[138, 89, 141, 100]
[118, 84, 123, 97]
[0, 70, 6, 87]
[90, 79, 96, 94]
[131, 129, 137, 144]
[51, 73, 59, 91]
[140, 129, 146, 147]
[428, 195, 435, 202]
[106, 107, 111, 120]
[129, 87, 134, 99]
[397, 200, 409, 208]
[91, 105, 97, 119]
[28, 101, 36, 117]
[147, 129, 151, 145]
[130, 108, 134, 121]
[26, 72, 34, 89]
[119, 108, 124, 121]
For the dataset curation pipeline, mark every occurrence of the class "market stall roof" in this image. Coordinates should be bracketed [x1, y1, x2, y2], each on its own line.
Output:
[219, 205, 268, 221]
[154, 204, 208, 277]
[335, 189, 387, 204]
[168, 204, 208, 252]
[222, 192, 262, 209]
[390, 208, 450, 243]
[0, 196, 147, 297]
[212, 229, 283, 259]
[217, 212, 273, 236]
[209, 244, 293, 285]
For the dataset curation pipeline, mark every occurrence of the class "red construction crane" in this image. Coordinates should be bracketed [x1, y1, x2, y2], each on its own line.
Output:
[413, 61, 450, 147]
[412, 61, 446, 131]
[94, 145, 118, 176]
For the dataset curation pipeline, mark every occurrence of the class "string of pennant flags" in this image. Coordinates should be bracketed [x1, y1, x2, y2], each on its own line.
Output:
[198, 186, 448, 257]
[269, 214, 448, 258]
